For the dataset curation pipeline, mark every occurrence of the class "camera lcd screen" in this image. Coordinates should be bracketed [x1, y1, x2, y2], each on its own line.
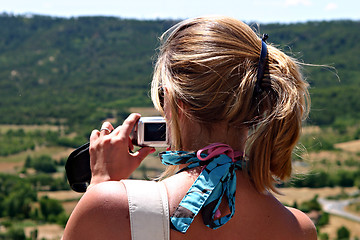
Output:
[144, 123, 166, 141]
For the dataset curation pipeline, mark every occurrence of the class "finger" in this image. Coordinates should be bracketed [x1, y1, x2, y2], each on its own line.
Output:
[113, 113, 141, 137]
[120, 113, 141, 139]
[132, 147, 156, 163]
[100, 121, 114, 136]
[90, 129, 100, 143]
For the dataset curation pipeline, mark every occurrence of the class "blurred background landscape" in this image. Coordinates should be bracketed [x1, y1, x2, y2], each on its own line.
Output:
[0, 12, 359, 240]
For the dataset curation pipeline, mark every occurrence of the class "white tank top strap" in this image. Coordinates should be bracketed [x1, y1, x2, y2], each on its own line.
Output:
[122, 179, 170, 240]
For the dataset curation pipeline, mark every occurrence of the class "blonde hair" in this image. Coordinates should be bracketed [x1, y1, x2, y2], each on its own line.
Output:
[151, 16, 310, 193]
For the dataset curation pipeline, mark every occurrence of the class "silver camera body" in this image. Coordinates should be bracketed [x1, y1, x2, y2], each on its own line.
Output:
[131, 116, 169, 148]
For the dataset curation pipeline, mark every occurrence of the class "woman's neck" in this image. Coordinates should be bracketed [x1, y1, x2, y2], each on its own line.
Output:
[180, 120, 248, 153]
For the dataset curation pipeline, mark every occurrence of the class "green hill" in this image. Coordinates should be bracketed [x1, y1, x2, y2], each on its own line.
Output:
[261, 21, 360, 126]
[0, 14, 359, 136]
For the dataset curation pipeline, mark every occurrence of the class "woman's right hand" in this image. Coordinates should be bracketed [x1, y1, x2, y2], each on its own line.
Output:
[88, 113, 155, 188]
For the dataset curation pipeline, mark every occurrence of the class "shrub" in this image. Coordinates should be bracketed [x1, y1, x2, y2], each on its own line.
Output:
[31, 155, 57, 173]
[4, 227, 26, 240]
[317, 212, 329, 227]
[39, 196, 65, 222]
[337, 226, 350, 240]
[299, 195, 322, 213]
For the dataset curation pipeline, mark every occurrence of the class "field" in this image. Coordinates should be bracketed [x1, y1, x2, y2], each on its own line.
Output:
[0, 125, 62, 133]
[0, 146, 72, 173]
[277, 187, 359, 205]
[335, 140, 360, 153]
[24, 224, 63, 240]
[1, 110, 360, 239]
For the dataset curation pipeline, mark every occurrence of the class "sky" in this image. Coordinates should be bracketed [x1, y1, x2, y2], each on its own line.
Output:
[1, 0, 359, 24]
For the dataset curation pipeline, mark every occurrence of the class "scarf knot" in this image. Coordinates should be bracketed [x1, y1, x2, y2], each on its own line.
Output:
[160, 143, 246, 233]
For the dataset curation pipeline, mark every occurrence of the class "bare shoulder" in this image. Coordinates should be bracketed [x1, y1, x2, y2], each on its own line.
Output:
[247, 189, 317, 240]
[62, 181, 130, 240]
[286, 207, 317, 240]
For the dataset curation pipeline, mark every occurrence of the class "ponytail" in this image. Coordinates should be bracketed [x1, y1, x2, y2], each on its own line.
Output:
[247, 45, 309, 193]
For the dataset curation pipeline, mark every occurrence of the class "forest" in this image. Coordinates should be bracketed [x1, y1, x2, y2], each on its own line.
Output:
[0, 14, 359, 139]
[0, 13, 359, 239]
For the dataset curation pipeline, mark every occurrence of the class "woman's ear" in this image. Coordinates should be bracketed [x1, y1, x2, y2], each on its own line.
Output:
[177, 99, 188, 121]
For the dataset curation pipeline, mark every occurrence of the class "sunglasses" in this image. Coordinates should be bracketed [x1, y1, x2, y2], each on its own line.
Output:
[158, 86, 165, 109]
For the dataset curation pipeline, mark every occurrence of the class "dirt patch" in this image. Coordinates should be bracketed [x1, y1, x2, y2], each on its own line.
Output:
[306, 150, 341, 163]
[0, 146, 71, 163]
[0, 124, 62, 133]
[302, 126, 321, 135]
[335, 139, 360, 153]
[62, 200, 79, 215]
[0, 161, 23, 173]
[24, 224, 63, 240]
[305, 150, 360, 171]
[276, 187, 359, 205]
[38, 190, 83, 201]
[51, 148, 74, 161]
[346, 202, 360, 217]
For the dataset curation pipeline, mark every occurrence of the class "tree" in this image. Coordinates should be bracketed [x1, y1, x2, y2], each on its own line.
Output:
[337, 226, 350, 240]
[299, 195, 322, 213]
[2, 182, 37, 219]
[24, 155, 32, 168]
[317, 212, 329, 227]
[39, 196, 65, 221]
[32, 155, 57, 173]
[318, 232, 329, 240]
[5, 227, 26, 240]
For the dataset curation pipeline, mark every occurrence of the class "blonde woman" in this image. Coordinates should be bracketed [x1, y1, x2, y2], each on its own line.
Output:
[63, 16, 317, 240]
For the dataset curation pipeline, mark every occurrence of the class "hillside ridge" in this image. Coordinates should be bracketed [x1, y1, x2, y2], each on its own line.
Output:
[0, 14, 359, 134]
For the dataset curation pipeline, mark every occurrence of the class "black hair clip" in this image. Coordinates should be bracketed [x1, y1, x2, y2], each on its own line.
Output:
[262, 34, 269, 43]
[255, 34, 269, 93]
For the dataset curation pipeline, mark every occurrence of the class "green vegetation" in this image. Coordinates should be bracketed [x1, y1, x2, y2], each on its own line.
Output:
[337, 226, 350, 240]
[0, 226, 26, 240]
[25, 155, 57, 173]
[299, 125, 360, 153]
[0, 173, 68, 220]
[39, 196, 68, 226]
[0, 174, 36, 219]
[0, 128, 86, 157]
[261, 22, 360, 126]
[288, 169, 360, 188]
[0, 14, 178, 138]
[297, 194, 322, 213]
[347, 202, 360, 215]
[0, 172, 69, 237]
[0, 14, 359, 137]
[23, 154, 70, 191]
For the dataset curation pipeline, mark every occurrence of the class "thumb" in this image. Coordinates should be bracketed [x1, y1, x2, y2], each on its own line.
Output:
[132, 147, 156, 164]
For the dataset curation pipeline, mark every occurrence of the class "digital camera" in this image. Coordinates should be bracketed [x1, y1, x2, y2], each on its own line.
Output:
[131, 116, 169, 148]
